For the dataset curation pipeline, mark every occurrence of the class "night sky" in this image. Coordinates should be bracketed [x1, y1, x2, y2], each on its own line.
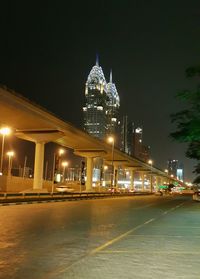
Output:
[1, 0, 200, 181]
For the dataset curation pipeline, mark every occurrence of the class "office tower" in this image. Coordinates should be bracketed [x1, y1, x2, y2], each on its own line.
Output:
[167, 159, 178, 177]
[121, 115, 134, 155]
[132, 126, 150, 161]
[168, 160, 184, 180]
[132, 126, 143, 158]
[83, 58, 120, 140]
[106, 70, 120, 137]
[83, 57, 107, 139]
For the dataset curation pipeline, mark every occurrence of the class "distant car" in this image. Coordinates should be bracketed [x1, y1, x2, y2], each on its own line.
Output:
[108, 187, 121, 193]
[56, 185, 74, 193]
[128, 189, 135, 193]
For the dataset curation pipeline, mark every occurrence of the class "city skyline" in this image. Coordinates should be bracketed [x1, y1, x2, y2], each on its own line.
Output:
[1, 1, 200, 181]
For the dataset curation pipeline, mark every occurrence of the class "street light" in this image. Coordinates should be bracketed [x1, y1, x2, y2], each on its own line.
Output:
[103, 165, 108, 187]
[108, 136, 115, 188]
[62, 161, 68, 182]
[7, 151, 14, 176]
[51, 148, 66, 193]
[148, 159, 153, 192]
[59, 149, 65, 156]
[0, 127, 11, 174]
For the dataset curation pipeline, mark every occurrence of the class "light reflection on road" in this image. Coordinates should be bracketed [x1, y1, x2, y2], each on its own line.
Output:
[0, 195, 198, 279]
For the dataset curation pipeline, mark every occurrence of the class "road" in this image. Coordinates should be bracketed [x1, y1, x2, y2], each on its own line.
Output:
[0, 195, 199, 279]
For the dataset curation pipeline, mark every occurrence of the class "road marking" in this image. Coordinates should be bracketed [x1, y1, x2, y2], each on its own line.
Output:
[99, 250, 200, 255]
[43, 200, 186, 279]
[90, 218, 155, 255]
[43, 217, 156, 279]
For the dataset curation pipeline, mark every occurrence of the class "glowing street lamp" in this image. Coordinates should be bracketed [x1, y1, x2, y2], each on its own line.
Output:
[59, 149, 65, 156]
[148, 159, 153, 192]
[51, 148, 66, 193]
[0, 127, 11, 174]
[62, 161, 69, 182]
[7, 151, 14, 176]
[103, 165, 108, 187]
[148, 159, 153, 166]
[108, 136, 115, 188]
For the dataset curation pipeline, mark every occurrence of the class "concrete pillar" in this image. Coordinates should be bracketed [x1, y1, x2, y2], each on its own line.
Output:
[150, 174, 153, 192]
[161, 177, 165, 185]
[130, 170, 135, 190]
[86, 157, 93, 191]
[33, 142, 45, 190]
[113, 165, 118, 188]
[156, 176, 160, 191]
[141, 172, 145, 191]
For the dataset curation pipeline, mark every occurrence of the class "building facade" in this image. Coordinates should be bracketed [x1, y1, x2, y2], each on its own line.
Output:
[167, 159, 184, 181]
[83, 58, 120, 140]
[120, 115, 134, 155]
[120, 117, 150, 161]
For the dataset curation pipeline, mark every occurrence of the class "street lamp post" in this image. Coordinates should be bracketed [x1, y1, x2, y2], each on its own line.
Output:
[103, 165, 108, 187]
[62, 161, 68, 182]
[0, 127, 11, 174]
[51, 148, 65, 194]
[108, 136, 115, 188]
[7, 151, 14, 177]
[148, 159, 153, 192]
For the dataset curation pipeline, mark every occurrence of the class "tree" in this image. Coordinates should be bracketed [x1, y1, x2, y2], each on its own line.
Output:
[170, 66, 200, 183]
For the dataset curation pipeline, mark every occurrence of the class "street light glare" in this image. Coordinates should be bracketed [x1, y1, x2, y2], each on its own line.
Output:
[148, 159, 153, 165]
[0, 127, 11, 135]
[108, 136, 114, 143]
[7, 151, 14, 157]
[59, 148, 65, 155]
[62, 161, 68, 167]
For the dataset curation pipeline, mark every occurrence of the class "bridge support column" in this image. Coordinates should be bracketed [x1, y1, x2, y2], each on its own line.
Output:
[130, 170, 135, 190]
[113, 164, 118, 188]
[141, 172, 145, 191]
[33, 142, 45, 190]
[86, 157, 93, 192]
[156, 176, 160, 191]
[150, 174, 153, 193]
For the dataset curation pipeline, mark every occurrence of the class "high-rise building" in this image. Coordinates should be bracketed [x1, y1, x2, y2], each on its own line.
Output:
[120, 115, 134, 155]
[83, 57, 107, 139]
[167, 159, 184, 181]
[83, 57, 120, 140]
[106, 70, 120, 137]
[132, 126, 150, 161]
[132, 127, 143, 158]
[120, 117, 150, 161]
[167, 159, 178, 177]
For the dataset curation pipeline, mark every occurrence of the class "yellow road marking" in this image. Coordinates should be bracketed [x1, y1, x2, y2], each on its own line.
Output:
[44, 200, 186, 278]
[89, 218, 155, 255]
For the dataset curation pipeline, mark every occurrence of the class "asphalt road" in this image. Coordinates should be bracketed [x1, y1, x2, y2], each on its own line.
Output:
[0, 194, 199, 279]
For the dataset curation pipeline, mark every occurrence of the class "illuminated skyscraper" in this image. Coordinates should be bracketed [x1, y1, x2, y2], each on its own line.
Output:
[167, 159, 184, 180]
[167, 159, 178, 177]
[83, 57, 107, 139]
[83, 57, 120, 140]
[121, 115, 134, 155]
[120, 118, 150, 161]
[106, 70, 120, 137]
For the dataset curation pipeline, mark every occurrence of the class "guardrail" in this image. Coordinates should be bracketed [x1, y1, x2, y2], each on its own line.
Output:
[0, 191, 152, 205]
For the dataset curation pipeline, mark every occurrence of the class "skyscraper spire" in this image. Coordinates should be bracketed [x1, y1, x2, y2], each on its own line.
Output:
[109, 69, 112, 83]
[96, 53, 99, 66]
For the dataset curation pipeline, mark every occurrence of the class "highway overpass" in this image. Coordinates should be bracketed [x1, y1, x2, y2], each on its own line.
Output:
[0, 85, 174, 192]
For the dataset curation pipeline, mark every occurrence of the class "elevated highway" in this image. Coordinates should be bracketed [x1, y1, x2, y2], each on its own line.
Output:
[0, 85, 175, 192]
